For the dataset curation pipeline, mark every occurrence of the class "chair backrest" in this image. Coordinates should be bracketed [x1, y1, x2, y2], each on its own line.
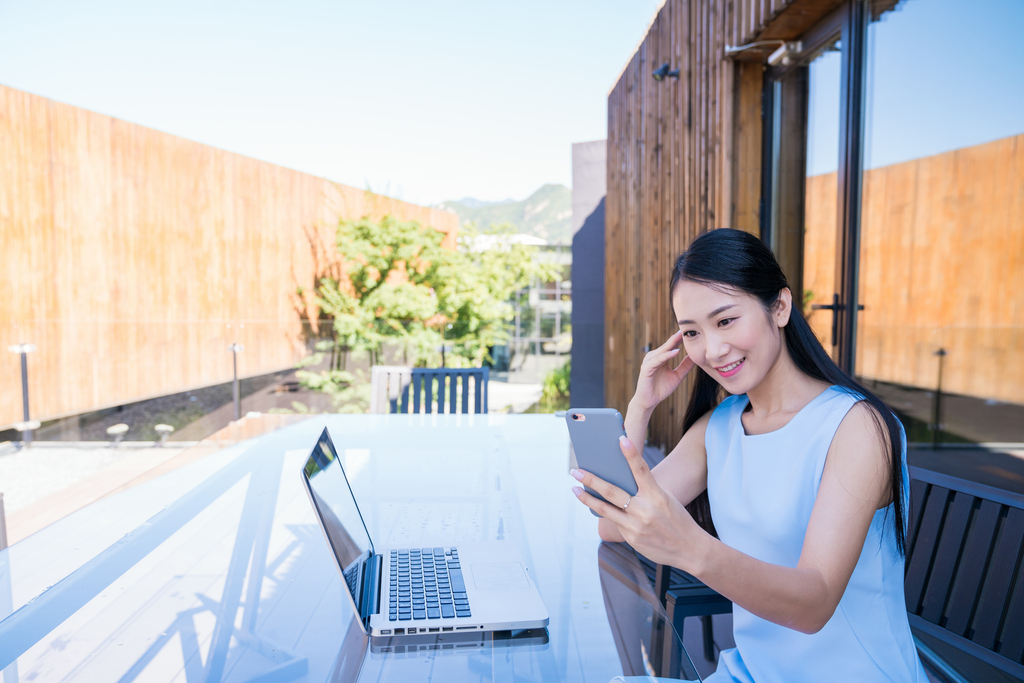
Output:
[399, 368, 489, 414]
[906, 466, 1024, 680]
[369, 366, 412, 414]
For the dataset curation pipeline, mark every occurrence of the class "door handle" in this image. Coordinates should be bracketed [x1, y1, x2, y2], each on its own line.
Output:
[811, 294, 864, 346]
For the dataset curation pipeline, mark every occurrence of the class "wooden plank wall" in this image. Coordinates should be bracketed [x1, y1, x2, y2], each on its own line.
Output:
[0, 84, 457, 428]
[606, 0, 877, 449]
[605, 0, 817, 449]
[805, 133, 1024, 404]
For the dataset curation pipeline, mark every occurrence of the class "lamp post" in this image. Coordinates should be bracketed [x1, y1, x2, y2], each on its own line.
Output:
[7, 343, 37, 446]
[228, 343, 244, 421]
[931, 348, 947, 450]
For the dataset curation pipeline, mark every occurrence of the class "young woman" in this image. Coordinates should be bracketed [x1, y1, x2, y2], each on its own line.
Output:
[573, 229, 928, 682]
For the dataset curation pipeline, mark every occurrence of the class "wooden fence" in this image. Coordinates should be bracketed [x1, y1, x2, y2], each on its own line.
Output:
[605, 0, 829, 449]
[0, 84, 457, 428]
[805, 133, 1024, 405]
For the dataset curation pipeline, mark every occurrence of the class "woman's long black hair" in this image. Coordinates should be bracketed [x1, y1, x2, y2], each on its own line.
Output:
[672, 228, 906, 555]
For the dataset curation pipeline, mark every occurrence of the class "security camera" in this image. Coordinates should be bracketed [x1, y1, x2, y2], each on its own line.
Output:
[652, 63, 680, 81]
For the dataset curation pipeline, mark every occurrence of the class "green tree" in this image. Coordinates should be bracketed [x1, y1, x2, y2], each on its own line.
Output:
[320, 214, 455, 367]
[441, 222, 561, 366]
[300, 216, 559, 409]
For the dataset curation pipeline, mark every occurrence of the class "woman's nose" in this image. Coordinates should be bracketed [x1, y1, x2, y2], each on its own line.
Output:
[705, 333, 730, 362]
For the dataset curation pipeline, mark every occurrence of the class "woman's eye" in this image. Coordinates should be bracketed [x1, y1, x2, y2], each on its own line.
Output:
[681, 330, 697, 338]
[718, 318, 734, 327]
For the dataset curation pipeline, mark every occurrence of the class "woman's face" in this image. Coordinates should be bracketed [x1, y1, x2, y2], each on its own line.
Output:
[671, 280, 792, 394]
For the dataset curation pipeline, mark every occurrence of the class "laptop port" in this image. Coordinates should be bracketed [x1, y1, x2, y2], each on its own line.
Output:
[442, 627, 453, 632]
[429, 627, 439, 632]
[381, 630, 391, 635]
[394, 628, 405, 635]
[456, 626, 478, 630]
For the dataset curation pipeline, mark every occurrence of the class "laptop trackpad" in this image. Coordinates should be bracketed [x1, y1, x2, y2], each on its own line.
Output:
[471, 562, 529, 590]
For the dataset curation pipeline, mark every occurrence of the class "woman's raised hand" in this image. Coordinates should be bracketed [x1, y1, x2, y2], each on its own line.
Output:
[632, 330, 695, 413]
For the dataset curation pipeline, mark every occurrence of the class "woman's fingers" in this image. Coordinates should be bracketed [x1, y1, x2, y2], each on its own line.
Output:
[673, 354, 695, 379]
[642, 344, 681, 372]
[650, 330, 682, 359]
[572, 485, 627, 522]
[655, 329, 683, 353]
[571, 468, 629, 508]
[619, 436, 658, 491]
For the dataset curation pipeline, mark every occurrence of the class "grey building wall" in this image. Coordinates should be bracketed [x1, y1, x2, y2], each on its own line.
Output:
[570, 140, 606, 408]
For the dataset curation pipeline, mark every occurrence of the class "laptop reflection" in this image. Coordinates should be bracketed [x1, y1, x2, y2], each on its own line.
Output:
[369, 627, 549, 656]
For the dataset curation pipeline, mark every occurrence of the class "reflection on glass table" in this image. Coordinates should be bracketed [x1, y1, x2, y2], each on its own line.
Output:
[0, 414, 700, 682]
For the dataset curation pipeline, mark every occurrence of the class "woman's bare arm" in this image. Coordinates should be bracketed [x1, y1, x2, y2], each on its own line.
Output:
[583, 402, 891, 633]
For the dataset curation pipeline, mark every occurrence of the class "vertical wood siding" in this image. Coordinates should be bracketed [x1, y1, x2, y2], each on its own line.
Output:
[0, 85, 457, 427]
[608, 0, 1023, 452]
[605, 0, 841, 449]
[606, 0, 773, 449]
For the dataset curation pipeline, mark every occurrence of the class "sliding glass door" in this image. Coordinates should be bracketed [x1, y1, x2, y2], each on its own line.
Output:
[856, 0, 1024, 444]
[763, 0, 1024, 445]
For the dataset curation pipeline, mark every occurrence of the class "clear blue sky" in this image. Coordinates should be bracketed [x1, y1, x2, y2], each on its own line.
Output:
[806, 0, 1024, 177]
[0, 0, 660, 205]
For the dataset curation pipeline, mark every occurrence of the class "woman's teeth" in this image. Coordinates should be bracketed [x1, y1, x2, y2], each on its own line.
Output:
[718, 359, 743, 372]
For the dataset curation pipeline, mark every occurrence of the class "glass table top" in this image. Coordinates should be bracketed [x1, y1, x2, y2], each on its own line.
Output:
[0, 414, 700, 682]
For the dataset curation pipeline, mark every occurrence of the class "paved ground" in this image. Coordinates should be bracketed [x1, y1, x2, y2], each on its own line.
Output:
[870, 379, 1024, 444]
[489, 380, 543, 413]
[909, 446, 1024, 494]
[0, 443, 193, 513]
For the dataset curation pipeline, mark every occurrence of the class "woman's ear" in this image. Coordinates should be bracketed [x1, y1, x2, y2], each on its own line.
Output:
[775, 288, 793, 328]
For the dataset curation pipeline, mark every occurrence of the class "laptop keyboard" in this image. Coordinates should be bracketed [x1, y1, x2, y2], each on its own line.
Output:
[388, 547, 472, 621]
[344, 563, 359, 598]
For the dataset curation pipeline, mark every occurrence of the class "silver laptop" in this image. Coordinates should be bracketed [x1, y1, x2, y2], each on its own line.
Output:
[300, 427, 549, 637]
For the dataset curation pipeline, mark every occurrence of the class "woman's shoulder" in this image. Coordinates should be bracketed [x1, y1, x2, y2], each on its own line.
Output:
[712, 393, 748, 417]
[704, 393, 747, 436]
[825, 384, 866, 404]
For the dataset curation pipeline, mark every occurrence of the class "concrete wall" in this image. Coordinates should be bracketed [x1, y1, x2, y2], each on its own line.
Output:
[570, 140, 606, 408]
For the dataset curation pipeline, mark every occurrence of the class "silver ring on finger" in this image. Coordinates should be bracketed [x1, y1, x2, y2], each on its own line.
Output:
[622, 495, 632, 511]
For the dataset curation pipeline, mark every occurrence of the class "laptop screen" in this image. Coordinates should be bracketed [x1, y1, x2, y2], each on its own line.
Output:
[303, 428, 376, 606]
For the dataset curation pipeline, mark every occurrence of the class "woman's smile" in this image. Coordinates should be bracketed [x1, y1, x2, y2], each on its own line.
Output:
[715, 357, 745, 377]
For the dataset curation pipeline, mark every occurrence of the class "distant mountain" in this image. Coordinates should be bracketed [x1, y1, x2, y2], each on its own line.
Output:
[438, 184, 572, 245]
[451, 196, 515, 209]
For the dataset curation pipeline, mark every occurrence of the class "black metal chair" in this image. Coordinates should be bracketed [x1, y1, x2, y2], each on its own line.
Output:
[398, 367, 489, 414]
[905, 466, 1024, 681]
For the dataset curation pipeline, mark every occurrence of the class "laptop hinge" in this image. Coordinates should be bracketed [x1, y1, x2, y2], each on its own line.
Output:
[361, 553, 381, 625]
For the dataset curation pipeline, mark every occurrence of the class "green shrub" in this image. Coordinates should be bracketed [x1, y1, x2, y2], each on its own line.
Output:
[539, 359, 571, 412]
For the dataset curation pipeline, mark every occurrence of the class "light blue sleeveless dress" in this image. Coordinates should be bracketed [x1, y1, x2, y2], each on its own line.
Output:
[702, 386, 929, 683]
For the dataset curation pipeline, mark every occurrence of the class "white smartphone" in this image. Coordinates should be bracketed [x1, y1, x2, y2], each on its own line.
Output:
[564, 408, 639, 514]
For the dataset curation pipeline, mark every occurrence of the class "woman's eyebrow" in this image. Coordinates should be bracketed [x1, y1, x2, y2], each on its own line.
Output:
[678, 304, 737, 325]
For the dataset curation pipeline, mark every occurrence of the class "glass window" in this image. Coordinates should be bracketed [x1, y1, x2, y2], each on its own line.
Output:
[801, 39, 844, 352]
[857, 0, 1024, 444]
